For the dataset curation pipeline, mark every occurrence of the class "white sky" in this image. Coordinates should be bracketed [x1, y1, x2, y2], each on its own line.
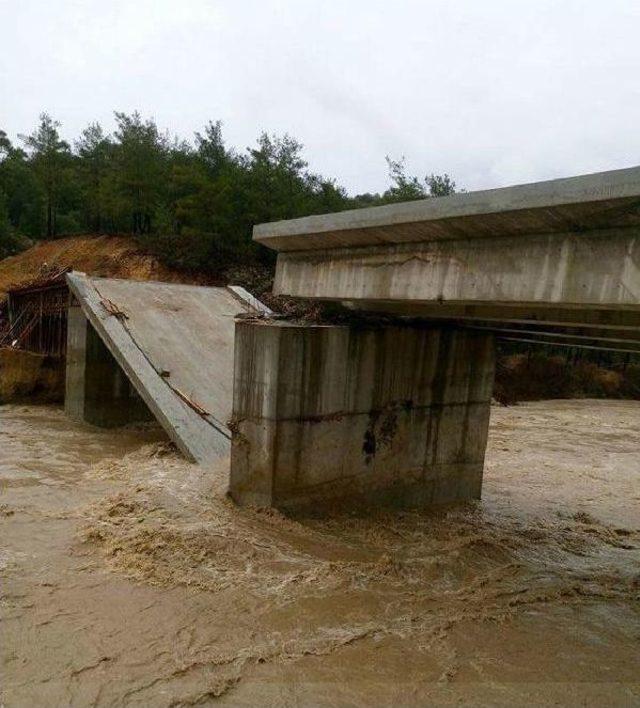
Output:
[1, 0, 639, 194]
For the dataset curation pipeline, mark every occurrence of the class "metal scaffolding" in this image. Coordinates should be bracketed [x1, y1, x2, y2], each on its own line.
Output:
[1, 269, 71, 357]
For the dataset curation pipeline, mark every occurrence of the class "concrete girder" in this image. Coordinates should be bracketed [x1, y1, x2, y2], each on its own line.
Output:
[271, 228, 639, 311]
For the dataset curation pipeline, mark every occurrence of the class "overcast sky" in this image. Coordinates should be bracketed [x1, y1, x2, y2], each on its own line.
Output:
[1, 0, 638, 194]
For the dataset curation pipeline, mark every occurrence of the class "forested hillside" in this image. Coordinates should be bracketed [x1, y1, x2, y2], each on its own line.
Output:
[0, 113, 455, 271]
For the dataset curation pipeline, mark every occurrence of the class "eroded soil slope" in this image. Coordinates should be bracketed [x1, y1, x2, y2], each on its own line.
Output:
[0, 235, 213, 303]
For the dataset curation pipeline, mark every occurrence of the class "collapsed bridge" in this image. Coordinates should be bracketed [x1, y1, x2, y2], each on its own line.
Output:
[65, 273, 270, 464]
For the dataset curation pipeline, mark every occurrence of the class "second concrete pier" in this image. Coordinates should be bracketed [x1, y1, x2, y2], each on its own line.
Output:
[229, 320, 496, 511]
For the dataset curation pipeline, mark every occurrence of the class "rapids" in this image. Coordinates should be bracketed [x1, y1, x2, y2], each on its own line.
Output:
[1, 401, 639, 706]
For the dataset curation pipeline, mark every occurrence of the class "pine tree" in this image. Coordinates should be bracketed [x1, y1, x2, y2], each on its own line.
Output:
[19, 113, 71, 238]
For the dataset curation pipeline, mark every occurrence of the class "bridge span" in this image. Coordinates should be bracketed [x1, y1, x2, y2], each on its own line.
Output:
[258, 166, 640, 351]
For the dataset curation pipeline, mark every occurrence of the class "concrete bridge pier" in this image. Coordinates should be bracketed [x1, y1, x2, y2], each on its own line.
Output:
[229, 320, 496, 511]
[65, 304, 152, 427]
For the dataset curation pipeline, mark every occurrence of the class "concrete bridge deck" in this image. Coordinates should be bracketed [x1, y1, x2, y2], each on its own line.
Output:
[255, 166, 640, 350]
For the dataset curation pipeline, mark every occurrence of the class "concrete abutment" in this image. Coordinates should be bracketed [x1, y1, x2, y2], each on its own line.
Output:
[229, 320, 496, 511]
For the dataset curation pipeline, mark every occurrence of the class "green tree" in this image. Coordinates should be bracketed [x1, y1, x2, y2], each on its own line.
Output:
[382, 156, 427, 202]
[0, 131, 42, 237]
[195, 120, 230, 178]
[111, 112, 169, 235]
[0, 187, 25, 258]
[239, 132, 348, 239]
[426, 172, 456, 197]
[379, 157, 457, 203]
[75, 123, 112, 233]
[19, 113, 71, 237]
[0, 132, 29, 256]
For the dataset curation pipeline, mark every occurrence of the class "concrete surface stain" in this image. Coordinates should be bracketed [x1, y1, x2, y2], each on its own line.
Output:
[1, 400, 639, 706]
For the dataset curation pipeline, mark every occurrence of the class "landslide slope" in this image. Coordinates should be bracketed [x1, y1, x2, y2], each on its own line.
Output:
[0, 235, 213, 303]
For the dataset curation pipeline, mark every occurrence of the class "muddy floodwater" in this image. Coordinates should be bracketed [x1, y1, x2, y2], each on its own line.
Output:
[1, 400, 639, 706]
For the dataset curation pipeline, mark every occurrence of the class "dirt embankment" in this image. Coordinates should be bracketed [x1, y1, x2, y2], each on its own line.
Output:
[0, 234, 216, 304]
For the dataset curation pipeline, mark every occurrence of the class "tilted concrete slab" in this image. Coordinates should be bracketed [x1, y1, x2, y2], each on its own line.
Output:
[254, 167, 640, 347]
[66, 273, 271, 464]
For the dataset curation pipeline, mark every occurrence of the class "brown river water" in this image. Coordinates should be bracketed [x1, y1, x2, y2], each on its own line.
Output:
[1, 400, 639, 706]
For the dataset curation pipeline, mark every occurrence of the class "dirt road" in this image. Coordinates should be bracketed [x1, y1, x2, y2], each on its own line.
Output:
[1, 400, 639, 706]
